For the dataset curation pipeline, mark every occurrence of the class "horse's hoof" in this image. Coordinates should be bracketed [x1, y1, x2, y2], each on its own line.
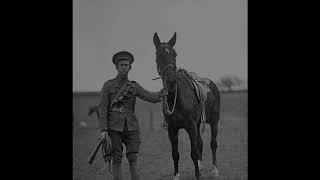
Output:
[173, 173, 180, 180]
[211, 165, 219, 177]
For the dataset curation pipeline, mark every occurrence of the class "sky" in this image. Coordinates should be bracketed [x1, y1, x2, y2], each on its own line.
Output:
[73, 0, 247, 92]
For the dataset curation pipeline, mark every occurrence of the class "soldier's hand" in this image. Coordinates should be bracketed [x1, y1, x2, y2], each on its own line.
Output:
[100, 131, 111, 149]
[160, 89, 168, 97]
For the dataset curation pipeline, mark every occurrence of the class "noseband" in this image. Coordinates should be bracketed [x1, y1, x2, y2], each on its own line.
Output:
[158, 63, 176, 77]
[153, 63, 176, 80]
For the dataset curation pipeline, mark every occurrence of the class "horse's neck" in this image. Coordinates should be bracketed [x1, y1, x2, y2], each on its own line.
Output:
[167, 83, 176, 98]
[168, 79, 196, 111]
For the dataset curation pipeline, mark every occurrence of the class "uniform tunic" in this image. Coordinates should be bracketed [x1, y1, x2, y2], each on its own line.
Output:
[98, 75, 162, 132]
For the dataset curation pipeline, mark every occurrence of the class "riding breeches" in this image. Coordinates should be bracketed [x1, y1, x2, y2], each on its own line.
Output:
[107, 129, 141, 164]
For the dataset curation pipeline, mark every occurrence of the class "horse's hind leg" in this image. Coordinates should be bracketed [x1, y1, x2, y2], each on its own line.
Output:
[168, 126, 180, 179]
[209, 113, 219, 176]
[197, 122, 203, 170]
[186, 123, 201, 180]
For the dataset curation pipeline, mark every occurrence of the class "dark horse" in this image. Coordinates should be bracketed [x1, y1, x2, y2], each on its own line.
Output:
[153, 32, 220, 180]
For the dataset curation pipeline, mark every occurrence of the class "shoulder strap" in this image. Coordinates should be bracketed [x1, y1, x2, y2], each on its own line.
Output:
[109, 80, 129, 110]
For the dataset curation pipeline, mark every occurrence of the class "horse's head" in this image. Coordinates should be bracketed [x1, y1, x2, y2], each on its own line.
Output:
[153, 32, 177, 89]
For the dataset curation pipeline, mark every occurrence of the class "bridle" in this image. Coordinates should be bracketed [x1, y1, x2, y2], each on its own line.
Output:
[154, 44, 176, 76]
[158, 63, 178, 115]
[158, 63, 176, 77]
[153, 47, 178, 115]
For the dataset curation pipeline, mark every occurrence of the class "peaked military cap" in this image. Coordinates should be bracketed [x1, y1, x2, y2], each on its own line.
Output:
[112, 51, 134, 65]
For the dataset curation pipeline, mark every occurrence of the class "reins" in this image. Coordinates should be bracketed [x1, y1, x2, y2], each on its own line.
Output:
[152, 63, 178, 115]
[152, 76, 162, 80]
[163, 82, 178, 115]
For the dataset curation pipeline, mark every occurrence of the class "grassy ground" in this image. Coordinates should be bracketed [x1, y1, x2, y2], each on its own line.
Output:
[73, 91, 247, 180]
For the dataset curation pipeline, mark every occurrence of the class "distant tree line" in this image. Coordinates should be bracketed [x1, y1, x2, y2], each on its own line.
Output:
[217, 75, 245, 92]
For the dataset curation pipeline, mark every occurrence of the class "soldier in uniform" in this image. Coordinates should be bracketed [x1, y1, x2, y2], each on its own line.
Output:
[98, 51, 167, 180]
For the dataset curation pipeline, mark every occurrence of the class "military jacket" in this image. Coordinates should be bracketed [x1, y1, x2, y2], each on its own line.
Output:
[98, 75, 162, 132]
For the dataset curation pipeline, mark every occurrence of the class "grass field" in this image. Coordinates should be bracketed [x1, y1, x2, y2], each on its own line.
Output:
[73, 91, 247, 180]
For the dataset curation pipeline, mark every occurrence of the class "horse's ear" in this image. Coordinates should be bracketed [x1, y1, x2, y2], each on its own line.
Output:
[168, 32, 176, 47]
[153, 32, 161, 48]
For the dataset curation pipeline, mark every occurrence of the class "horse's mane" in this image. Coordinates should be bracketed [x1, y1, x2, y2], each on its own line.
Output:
[176, 68, 195, 91]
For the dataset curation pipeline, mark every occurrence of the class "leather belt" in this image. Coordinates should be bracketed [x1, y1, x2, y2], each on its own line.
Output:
[110, 107, 126, 113]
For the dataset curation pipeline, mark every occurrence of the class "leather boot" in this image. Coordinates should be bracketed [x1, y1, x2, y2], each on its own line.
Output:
[112, 163, 122, 180]
[129, 162, 140, 180]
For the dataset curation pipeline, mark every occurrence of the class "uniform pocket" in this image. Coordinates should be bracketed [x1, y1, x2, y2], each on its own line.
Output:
[108, 88, 119, 100]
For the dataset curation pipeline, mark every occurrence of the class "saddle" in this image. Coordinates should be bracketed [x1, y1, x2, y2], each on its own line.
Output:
[178, 69, 211, 123]
[187, 72, 211, 103]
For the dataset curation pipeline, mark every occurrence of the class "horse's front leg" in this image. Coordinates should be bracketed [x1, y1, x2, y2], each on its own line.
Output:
[168, 126, 180, 179]
[187, 123, 201, 180]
